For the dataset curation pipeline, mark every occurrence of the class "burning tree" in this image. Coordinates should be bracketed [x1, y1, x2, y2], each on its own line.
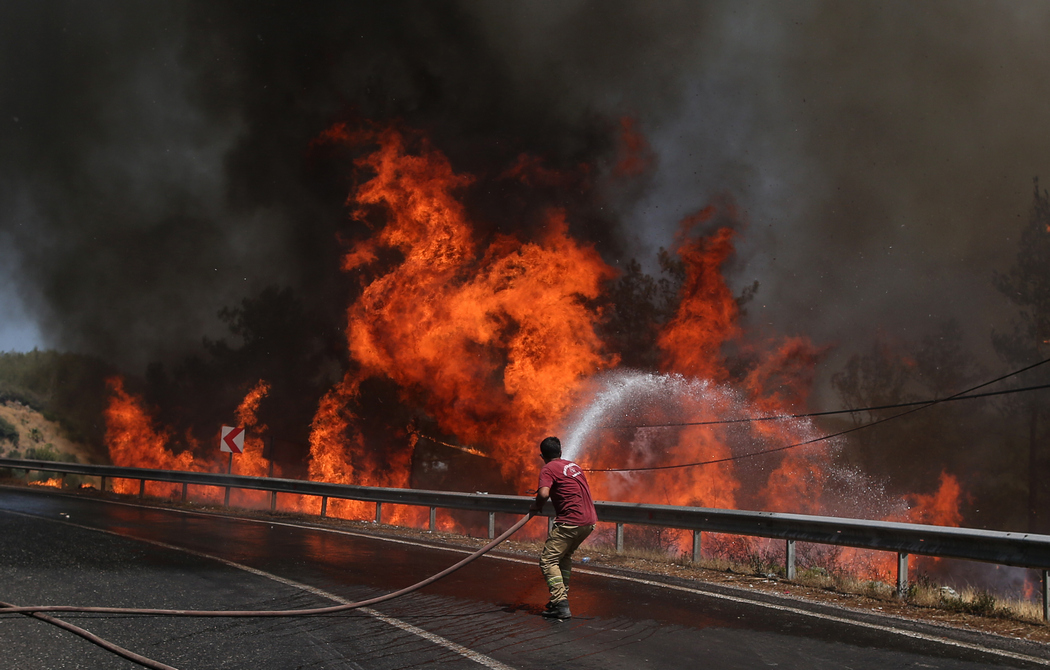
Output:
[307, 123, 619, 500]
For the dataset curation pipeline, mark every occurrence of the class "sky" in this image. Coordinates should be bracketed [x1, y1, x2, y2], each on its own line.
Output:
[2, 1, 1049, 400]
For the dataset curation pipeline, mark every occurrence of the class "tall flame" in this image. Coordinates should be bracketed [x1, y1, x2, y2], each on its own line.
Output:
[308, 125, 617, 504]
[658, 213, 740, 381]
[230, 379, 272, 507]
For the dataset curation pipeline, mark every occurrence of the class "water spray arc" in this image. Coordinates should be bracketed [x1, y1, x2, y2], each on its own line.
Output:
[578, 356, 1050, 473]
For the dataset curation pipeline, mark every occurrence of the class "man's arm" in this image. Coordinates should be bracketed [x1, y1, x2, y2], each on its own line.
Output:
[529, 486, 550, 516]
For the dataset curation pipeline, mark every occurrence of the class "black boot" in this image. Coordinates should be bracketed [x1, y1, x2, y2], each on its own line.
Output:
[545, 589, 570, 611]
[541, 600, 571, 619]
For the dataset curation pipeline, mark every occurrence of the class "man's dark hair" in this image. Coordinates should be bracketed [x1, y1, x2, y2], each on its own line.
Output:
[540, 436, 562, 460]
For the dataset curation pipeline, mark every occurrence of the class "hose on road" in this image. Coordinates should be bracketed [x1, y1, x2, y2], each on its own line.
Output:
[1, 513, 536, 669]
[0, 598, 181, 670]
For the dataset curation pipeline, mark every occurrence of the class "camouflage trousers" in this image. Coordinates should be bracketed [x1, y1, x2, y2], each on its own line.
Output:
[540, 522, 594, 604]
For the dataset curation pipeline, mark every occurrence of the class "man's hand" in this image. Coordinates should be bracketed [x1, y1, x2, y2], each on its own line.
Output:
[530, 486, 550, 517]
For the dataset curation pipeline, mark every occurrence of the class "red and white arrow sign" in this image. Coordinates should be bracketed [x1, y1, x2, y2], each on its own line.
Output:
[220, 425, 244, 454]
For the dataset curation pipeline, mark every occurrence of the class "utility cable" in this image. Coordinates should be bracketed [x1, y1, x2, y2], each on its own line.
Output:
[619, 381, 1050, 429]
[584, 356, 1050, 473]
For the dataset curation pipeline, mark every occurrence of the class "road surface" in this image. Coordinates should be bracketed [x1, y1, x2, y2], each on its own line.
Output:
[1, 486, 1048, 669]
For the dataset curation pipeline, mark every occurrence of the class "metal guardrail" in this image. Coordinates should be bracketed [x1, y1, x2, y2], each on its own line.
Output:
[3, 456, 1050, 619]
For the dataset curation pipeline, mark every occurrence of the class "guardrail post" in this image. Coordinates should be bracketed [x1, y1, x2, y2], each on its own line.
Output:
[897, 552, 909, 597]
[374, 502, 381, 524]
[139, 479, 145, 499]
[488, 512, 495, 540]
[692, 530, 702, 563]
[616, 523, 624, 553]
[785, 540, 796, 580]
[181, 482, 187, 502]
[320, 496, 328, 518]
[270, 491, 277, 512]
[59, 473, 66, 489]
[100, 476, 107, 492]
[1043, 569, 1049, 622]
[223, 485, 231, 508]
[429, 507, 436, 532]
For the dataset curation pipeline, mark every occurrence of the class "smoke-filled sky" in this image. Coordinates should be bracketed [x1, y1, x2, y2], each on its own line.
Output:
[2, 1, 1049, 401]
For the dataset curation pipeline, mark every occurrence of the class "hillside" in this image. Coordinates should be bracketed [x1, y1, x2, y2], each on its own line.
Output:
[0, 399, 92, 464]
[0, 349, 116, 463]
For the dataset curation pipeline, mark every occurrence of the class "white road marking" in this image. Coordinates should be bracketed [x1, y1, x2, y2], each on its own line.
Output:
[0, 507, 516, 670]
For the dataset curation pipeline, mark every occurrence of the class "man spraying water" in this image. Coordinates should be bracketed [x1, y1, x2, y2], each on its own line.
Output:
[529, 436, 597, 620]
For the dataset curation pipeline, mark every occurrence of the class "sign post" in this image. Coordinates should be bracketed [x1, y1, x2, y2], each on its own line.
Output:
[264, 435, 275, 478]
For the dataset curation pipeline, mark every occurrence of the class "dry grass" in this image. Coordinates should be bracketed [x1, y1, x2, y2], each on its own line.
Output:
[576, 536, 1044, 626]
[931, 586, 1046, 624]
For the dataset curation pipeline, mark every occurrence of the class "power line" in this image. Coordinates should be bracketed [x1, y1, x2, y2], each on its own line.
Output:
[584, 356, 1050, 474]
[616, 382, 1050, 429]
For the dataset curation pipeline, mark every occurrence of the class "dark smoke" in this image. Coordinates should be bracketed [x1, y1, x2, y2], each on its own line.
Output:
[2, 0, 1049, 387]
[0, 1, 628, 367]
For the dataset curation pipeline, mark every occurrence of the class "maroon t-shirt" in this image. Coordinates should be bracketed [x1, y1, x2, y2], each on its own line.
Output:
[538, 458, 598, 525]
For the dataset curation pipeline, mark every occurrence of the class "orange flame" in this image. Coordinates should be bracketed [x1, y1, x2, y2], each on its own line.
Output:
[905, 472, 963, 527]
[104, 377, 219, 501]
[577, 205, 835, 522]
[657, 214, 740, 381]
[309, 125, 617, 510]
[229, 380, 273, 507]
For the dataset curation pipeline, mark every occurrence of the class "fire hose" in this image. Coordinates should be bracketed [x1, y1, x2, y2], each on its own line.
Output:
[1, 513, 535, 670]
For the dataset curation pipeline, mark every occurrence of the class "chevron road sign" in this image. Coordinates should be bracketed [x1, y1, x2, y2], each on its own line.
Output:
[220, 425, 245, 454]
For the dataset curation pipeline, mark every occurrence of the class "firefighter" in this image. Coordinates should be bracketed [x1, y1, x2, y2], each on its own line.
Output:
[529, 436, 597, 620]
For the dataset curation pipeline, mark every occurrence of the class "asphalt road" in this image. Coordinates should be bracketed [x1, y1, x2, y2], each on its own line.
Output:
[1, 486, 1049, 670]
